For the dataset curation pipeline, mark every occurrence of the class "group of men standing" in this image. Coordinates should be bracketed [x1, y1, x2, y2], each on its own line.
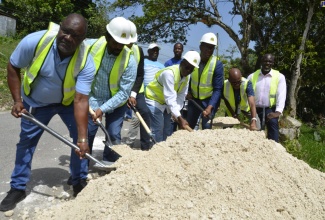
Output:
[0, 13, 286, 212]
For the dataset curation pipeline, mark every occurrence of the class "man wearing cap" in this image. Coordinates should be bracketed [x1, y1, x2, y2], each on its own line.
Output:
[145, 51, 201, 142]
[86, 17, 137, 162]
[143, 43, 165, 88]
[186, 32, 224, 130]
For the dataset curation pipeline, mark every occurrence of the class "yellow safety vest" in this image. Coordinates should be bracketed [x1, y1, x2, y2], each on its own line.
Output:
[251, 69, 280, 107]
[23, 22, 89, 106]
[145, 65, 189, 105]
[223, 77, 250, 116]
[132, 44, 140, 64]
[89, 36, 132, 97]
[190, 55, 218, 99]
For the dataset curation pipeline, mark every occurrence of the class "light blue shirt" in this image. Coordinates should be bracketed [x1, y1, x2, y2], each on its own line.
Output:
[10, 30, 95, 107]
[143, 59, 164, 88]
[88, 47, 137, 114]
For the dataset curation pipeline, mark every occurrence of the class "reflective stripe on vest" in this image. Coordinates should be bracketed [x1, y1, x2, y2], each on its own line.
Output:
[132, 44, 140, 64]
[251, 69, 280, 107]
[145, 65, 189, 105]
[89, 37, 132, 97]
[190, 55, 217, 99]
[23, 22, 89, 106]
[223, 77, 250, 116]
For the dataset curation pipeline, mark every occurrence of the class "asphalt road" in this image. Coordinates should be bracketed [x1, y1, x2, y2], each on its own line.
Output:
[0, 110, 135, 219]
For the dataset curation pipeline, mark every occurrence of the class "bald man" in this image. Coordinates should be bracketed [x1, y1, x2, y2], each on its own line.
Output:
[222, 68, 258, 130]
[1, 13, 95, 211]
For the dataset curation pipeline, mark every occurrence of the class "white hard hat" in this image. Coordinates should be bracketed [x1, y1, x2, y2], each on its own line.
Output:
[148, 43, 160, 50]
[128, 20, 138, 43]
[200, 32, 217, 46]
[183, 51, 200, 68]
[106, 17, 131, 45]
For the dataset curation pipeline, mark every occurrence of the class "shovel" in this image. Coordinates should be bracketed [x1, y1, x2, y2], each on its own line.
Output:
[128, 103, 157, 144]
[189, 99, 213, 126]
[88, 108, 121, 163]
[21, 112, 114, 171]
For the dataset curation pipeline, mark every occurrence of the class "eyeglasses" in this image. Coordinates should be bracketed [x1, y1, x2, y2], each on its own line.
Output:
[229, 80, 242, 85]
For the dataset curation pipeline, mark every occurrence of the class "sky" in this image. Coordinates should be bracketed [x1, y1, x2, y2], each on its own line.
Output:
[110, 1, 251, 63]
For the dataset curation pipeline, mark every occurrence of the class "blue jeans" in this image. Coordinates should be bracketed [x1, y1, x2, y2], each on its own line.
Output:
[11, 101, 88, 190]
[257, 107, 279, 142]
[187, 99, 215, 129]
[124, 108, 132, 119]
[88, 104, 127, 161]
[147, 104, 171, 142]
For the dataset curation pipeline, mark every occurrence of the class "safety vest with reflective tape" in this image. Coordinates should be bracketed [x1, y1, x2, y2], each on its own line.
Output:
[190, 55, 218, 99]
[89, 36, 132, 97]
[23, 22, 89, 106]
[223, 77, 250, 116]
[145, 65, 189, 105]
[251, 69, 280, 107]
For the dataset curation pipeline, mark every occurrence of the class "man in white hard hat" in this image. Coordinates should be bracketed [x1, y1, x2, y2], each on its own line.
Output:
[145, 51, 201, 142]
[125, 20, 153, 150]
[86, 17, 137, 162]
[186, 32, 224, 130]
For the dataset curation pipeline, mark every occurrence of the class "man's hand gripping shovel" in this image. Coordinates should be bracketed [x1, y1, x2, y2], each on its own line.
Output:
[21, 111, 114, 171]
[89, 107, 121, 168]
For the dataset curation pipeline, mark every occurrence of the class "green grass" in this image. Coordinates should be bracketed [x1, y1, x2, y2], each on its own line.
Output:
[284, 124, 325, 172]
[0, 36, 21, 110]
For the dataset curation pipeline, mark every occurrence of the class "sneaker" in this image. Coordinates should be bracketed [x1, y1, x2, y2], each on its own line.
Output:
[0, 188, 26, 211]
[73, 179, 87, 197]
[67, 176, 72, 186]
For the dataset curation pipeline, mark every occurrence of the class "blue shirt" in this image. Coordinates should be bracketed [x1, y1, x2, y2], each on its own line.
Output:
[10, 30, 95, 107]
[143, 59, 165, 88]
[89, 48, 137, 114]
[164, 58, 182, 67]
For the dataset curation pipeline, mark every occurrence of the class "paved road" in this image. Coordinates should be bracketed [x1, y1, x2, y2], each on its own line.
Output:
[0, 110, 135, 219]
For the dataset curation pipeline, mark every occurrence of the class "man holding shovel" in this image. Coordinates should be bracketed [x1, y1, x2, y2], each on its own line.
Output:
[186, 33, 224, 130]
[0, 13, 95, 211]
[86, 17, 137, 162]
[248, 54, 287, 142]
[222, 68, 258, 130]
[145, 51, 201, 142]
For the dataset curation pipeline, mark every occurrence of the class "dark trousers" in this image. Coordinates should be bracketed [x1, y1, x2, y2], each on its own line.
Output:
[256, 107, 279, 142]
[186, 98, 214, 130]
[136, 93, 153, 150]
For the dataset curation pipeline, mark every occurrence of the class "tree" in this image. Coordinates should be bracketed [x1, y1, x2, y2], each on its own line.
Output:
[252, 0, 320, 118]
[110, 0, 256, 74]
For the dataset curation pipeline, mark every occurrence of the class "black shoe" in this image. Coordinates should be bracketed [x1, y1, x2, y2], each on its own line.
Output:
[67, 176, 72, 185]
[0, 188, 26, 211]
[73, 179, 87, 197]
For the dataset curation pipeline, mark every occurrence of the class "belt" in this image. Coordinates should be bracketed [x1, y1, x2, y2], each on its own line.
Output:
[256, 106, 275, 111]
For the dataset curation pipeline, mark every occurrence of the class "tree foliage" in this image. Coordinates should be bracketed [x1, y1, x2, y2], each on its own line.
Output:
[110, 0, 324, 121]
[0, 0, 109, 38]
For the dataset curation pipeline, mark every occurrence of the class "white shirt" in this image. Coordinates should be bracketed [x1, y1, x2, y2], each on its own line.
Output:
[248, 69, 286, 113]
[145, 69, 188, 117]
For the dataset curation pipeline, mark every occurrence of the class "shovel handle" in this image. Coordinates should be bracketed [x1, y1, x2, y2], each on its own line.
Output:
[184, 125, 193, 132]
[89, 107, 114, 148]
[129, 103, 157, 144]
[189, 99, 213, 120]
[89, 107, 101, 124]
[21, 112, 108, 168]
